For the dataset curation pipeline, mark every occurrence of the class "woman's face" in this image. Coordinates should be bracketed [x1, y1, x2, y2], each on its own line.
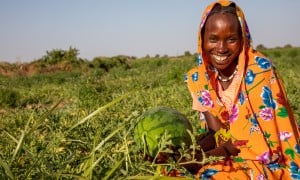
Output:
[203, 13, 242, 74]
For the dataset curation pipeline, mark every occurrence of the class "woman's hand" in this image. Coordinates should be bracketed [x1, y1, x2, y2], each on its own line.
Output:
[203, 111, 222, 131]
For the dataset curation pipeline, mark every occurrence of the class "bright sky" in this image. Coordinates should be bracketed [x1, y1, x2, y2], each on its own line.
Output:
[1, 0, 299, 62]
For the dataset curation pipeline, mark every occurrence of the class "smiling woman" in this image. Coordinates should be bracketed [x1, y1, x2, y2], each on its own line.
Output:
[184, 0, 300, 179]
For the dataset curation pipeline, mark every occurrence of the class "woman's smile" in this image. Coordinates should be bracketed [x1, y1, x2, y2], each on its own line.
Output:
[212, 54, 230, 64]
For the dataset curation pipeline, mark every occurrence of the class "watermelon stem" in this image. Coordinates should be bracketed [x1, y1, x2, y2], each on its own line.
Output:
[151, 131, 173, 165]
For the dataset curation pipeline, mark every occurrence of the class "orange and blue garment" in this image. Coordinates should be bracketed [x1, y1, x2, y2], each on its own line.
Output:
[185, 1, 300, 179]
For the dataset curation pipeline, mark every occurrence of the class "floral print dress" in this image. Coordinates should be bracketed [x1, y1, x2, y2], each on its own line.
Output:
[184, 1, 300, 179]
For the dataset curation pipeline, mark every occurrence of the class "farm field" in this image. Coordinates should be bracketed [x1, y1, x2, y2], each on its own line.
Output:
[0, 47, 299, 179]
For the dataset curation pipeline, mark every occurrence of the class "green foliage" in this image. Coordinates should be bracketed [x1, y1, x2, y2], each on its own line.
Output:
[0, 87, 20, 108]
[91, 55, 133, 72]
[287, 49, 298, 58]
[256, 44, 267, 50]
[0, 47, 299, 179]
[184, 51, 192, 56]
[41, 46, 81, 65]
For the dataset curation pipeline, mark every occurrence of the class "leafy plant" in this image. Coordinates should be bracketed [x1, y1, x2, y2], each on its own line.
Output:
[0, 88, 20, 108]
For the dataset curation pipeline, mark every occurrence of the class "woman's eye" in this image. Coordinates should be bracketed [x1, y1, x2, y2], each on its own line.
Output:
[209, 37, 217, 43]
[227, 38, 237, 43]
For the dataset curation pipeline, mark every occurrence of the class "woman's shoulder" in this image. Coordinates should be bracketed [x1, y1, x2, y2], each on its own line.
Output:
[246, 48, 275, 71]
[247, 48, 274, 64]
[184, 66, 202, 83]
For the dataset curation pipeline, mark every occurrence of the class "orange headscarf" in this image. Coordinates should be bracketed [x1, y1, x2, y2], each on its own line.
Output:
[185, 1, 300, 179]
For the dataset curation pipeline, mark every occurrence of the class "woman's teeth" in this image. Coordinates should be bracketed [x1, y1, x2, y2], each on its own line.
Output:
[213, 55, 227, 62]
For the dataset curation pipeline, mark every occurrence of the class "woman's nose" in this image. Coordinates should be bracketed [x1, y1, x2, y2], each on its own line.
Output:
[216, 41, 227, 53]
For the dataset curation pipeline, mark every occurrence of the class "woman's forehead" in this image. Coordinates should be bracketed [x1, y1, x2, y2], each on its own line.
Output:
[205, 13, 240, 28]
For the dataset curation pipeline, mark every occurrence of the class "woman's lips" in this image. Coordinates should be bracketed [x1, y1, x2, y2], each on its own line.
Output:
[212, 54, 229, 63]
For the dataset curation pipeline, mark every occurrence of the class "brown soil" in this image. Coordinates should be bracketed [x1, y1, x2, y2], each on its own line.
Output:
[0, 61, 80, 77]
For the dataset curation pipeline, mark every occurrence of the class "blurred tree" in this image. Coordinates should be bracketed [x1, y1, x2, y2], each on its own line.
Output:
[284, 44, 293, 48]
[42, 46, 80, 64]
[184, 51, 192, 56]
[256, 44, 267, 50]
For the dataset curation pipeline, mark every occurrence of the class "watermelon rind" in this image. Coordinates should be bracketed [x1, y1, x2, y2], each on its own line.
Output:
[134, 106, 193, 157]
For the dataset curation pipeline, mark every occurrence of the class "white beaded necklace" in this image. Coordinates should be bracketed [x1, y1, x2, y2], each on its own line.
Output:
[217, 67, 238, 82]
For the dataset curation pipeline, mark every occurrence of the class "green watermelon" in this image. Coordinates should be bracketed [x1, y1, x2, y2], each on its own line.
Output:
[134, 106, 193, 157]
